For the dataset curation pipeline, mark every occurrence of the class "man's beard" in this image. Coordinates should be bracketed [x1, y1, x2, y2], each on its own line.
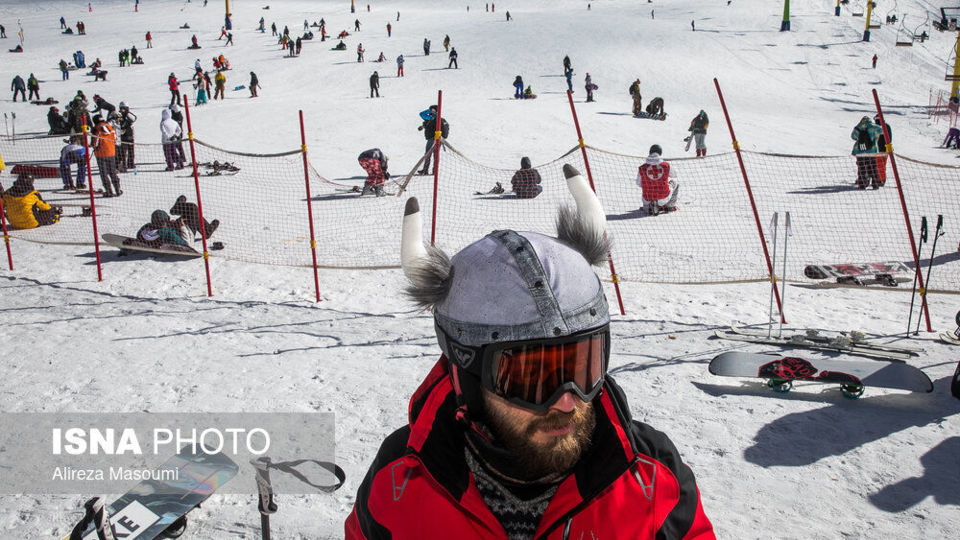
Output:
[484, 399, 596, 479]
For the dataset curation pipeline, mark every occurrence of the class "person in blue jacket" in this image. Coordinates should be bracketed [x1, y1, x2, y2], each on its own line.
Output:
[513, 75, 523, 99]
[59, 138, 88, 189]
[851, 116, 882, 189]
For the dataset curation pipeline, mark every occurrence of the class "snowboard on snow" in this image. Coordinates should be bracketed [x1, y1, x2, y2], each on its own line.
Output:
[634, 111, 667, 121]
[803, 261, 911, 280]
[102, 234, 202, 258]
[713, 327, 918, 361]
[724, 326, 922, 355]
[709, 351, 933, 398]
[941, 310, 960, 346]
[64, 446, 238, 540]
[816, 273, 911, 288]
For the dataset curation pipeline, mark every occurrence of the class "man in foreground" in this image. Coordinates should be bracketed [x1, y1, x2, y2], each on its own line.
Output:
[346, 164, 713, 539]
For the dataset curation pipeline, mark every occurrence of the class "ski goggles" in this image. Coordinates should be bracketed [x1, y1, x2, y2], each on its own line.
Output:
[439, 324, 610, 413]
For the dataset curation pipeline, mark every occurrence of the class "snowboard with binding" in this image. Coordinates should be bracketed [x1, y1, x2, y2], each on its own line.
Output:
[64, 446, 238, 540]
[634, 111, 667, 121]
[709, 351, 933, 398]
[102, 234, 202, 258]
[940, 310, 960, 345]
[803, 261, 911, 280]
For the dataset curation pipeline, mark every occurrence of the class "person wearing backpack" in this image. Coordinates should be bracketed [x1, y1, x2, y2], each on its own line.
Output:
[851, 116, 882, 189]
[417, 105, 449, 175]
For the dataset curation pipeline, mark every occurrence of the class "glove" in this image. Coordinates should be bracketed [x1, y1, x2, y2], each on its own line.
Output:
[417, 125, 424, 131]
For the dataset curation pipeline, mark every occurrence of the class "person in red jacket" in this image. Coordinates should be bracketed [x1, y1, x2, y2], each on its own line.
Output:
[637, 144, 678, 215]
[168, 73, 181, 106]
[346, 164, 713, 540]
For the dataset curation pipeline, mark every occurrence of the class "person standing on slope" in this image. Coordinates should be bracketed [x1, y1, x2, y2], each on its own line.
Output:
[850, 115, 882, 189]
[688, 110, 709, 157]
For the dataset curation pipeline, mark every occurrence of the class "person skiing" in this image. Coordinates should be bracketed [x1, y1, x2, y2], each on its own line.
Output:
[59, 139, 87, 189]
[1, 175, 62, 229]
[346, 164, 714, 539]
[638, 144, 679, 215]
[160, 108, 184, 171]
[168, 73, 181, 106]
[443, 34, 450, 51]
[145, 31, 152, 48]
[448, 47, 458, 69]
[92, 115, 121, 197]
[116, 102, 136, 172]
[249, 72, 260, 97]
[357, 148, 389, 196]
[423, 37, 430, 55]
[369, 71, 380, 98]
[688, 110, 709, 157]
[513, 75, 524, 99]
[214, 70, 226, 99]
[584, 72, 597, 102]
[851, 115, 882, 189]
[396, 54, 404, 77]
[417, 105, 449, 175]
[10, 74, 26, 102]
[629, 78, 642, 115]
[510, 156, 542, 198]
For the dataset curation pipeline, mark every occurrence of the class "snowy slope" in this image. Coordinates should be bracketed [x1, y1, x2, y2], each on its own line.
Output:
[0, 0, 959, 538]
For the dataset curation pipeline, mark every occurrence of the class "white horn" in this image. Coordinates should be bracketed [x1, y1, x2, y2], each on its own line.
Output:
[563, 164, 606, 235]
[401, 197, 429, 278]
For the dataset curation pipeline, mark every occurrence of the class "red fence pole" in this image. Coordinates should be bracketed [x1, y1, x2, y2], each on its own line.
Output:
[182, 99, 214, 297]
[872, 89, 932, 332]
[80, 118, 104, 281]
[713, 78, 785, 323]
[565, 90, 627, 316]
[299, 110, 321, 302]
[430, 90, 442, 246]
[0, 178, 12, 270]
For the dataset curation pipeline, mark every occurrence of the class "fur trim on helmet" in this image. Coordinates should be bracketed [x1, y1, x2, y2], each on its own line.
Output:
[556, 205, 610, 266]
[403, 246, 453, 310]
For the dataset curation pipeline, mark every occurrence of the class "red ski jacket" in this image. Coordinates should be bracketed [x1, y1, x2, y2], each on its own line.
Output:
[638, 160, 671, 202]
[345, 358, 714, 540]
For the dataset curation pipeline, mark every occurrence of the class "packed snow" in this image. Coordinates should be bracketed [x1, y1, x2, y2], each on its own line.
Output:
[0, 0, 958, 538]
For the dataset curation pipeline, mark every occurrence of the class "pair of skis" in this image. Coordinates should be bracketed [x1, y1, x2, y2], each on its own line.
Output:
[714, 326, 922, 361]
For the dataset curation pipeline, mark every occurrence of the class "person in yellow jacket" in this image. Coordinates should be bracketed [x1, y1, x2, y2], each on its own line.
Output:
[213, 70, 226, 100]
[92, 114, 122, 197]
[2, 175, 62, 229]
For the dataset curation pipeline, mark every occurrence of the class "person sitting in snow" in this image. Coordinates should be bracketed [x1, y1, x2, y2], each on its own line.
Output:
[136, 209, 189, 247]
[1, 175, 62, 229]
[510, 156, 542, 198]
[332, 40, 347, 51]
[637, 144, 679, 215]
[357, 148, 389, 196]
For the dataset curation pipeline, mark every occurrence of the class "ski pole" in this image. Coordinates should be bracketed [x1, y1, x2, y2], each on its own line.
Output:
[768, 212, 779, 338]
[915, 214, 943, 335]
[906, 216, 928, 336]
[3, 113, 7, 137]
[252, 458, 278, 540]
[779, 212, 791, 337]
